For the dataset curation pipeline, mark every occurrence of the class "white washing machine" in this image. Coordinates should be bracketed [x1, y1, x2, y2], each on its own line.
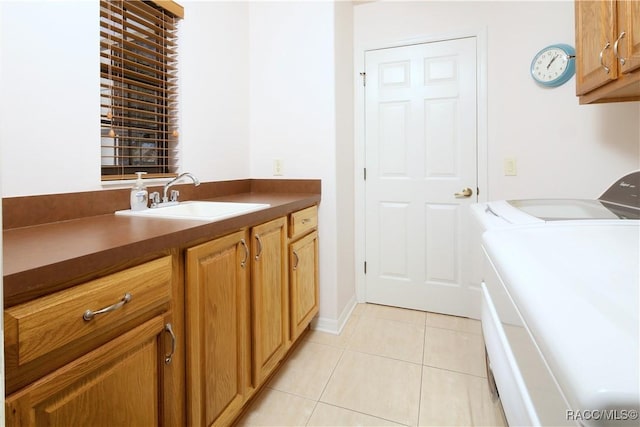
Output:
[471, 171, 640, 231]
[470, 171, 640, 426]
[470, 171, 640, 294]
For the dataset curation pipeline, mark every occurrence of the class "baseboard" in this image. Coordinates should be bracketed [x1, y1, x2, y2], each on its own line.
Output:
[311, 294, 357, 335]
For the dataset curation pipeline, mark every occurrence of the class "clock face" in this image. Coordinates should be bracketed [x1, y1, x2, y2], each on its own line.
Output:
[530, 44, 575, 87]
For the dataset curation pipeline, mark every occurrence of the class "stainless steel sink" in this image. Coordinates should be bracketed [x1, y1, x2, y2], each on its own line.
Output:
[115, 201, 271, 221]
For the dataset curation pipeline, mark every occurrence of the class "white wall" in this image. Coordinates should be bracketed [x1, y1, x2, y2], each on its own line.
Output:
[180, 1, 250, 181]
[0, 0, 251, 197]
[0, 1, 100, 196]
[354, 1, 640, 201]
[2, 0, 638, 334]
[0, 0, 5, 414]
[0, 1, 354, 329]
[248, 1, 355, 327]
[334, 1, 356, 326]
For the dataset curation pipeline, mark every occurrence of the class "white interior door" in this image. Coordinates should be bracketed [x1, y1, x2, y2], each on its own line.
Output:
[364, 37, 478, 318]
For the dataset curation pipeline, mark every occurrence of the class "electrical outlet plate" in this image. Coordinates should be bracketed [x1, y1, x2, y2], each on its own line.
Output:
[504, 157, 517, 176]
[273, 159, 283, 176]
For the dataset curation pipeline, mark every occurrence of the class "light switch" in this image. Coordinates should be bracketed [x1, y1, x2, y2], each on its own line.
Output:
[504, 157, 517, 176]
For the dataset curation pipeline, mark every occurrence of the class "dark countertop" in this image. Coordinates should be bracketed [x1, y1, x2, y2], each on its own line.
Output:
[3, 188, 320, 307]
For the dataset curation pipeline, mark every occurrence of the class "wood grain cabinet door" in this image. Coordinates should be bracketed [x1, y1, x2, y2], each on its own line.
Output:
[185, 230, 250, 427]
[5, 316, 167, 427]
[617, 0, 640, 74]
[289, 230, 319, 342]
[251, 217, 288, 387]
[575, 0, 618, 95]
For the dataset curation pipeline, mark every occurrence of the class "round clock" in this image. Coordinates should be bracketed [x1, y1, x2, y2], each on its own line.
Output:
[530, 44, 576, 87]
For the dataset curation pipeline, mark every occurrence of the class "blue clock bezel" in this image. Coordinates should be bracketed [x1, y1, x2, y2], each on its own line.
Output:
[530, 43, 576, 88]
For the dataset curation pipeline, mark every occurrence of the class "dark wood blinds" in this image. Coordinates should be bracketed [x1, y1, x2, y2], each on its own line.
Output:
[100, 0, 183, 180]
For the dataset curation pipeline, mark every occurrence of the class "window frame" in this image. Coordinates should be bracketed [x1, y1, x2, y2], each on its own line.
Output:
[100, 0, 183, 181]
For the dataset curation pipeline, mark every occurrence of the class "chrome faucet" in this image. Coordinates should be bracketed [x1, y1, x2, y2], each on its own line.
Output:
[162, 172, 200, 203]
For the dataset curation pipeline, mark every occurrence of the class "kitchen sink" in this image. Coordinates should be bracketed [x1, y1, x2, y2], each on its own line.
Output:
[115, 201, 271, 221]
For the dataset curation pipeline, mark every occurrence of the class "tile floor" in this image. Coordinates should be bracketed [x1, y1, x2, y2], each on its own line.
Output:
[236, 303, 507, 426]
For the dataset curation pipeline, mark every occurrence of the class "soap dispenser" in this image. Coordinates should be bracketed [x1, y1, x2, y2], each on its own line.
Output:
[130, 172, 149, 211]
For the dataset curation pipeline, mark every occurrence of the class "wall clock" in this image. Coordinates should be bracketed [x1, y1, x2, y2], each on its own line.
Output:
[530, 44, 576, 87]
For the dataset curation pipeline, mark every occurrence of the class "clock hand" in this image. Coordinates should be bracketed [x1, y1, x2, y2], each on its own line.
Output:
[547, 54, 558, 69]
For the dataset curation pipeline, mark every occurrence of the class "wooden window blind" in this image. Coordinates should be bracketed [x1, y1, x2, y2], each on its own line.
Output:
[100, 0, 183, 180]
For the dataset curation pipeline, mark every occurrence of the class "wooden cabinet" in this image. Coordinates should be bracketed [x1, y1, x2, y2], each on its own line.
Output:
[185, 230, 251, 427]
[575, 0, 640, 103]
[184, 210, 319, 425]
[4, 256, 178, 426]
[617, 1, 640, 74]
[250, 217, 289, 387]
[4, 203, 319, 427]
[288, 206, 319, 342]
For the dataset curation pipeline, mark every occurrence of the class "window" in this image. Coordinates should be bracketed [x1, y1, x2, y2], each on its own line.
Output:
[100, 0, 183, 180]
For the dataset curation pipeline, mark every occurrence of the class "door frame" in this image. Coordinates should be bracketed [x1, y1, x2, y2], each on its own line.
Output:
[354, 28, 489, 304]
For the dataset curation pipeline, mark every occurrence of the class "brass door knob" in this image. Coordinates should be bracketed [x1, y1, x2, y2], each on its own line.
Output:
[454, 188, 473, 198]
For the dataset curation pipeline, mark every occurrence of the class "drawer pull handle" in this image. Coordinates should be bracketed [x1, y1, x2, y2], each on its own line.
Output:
[599, 41, 611, 74]
[255, 235, 263, 261]
[301, 218, 311, 224]
[614, 31, 627, 66]
[240, 238, 249, 268]
[164, 323, 176, 364]
[83, 293, 132, 321]
[293, 250, 299, 270]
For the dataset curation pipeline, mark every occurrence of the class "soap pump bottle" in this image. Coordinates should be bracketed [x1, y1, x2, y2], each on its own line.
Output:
[130, 172, 149, 211]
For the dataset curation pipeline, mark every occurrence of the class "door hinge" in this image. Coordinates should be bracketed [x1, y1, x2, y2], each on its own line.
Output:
[477, 187, 480, 196]
[364, 261, 367, 274]
[360, 72, 366, 86]
[364, 168, 367, 180]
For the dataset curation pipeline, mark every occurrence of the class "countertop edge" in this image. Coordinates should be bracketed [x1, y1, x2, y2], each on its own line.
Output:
[4, 192, 321, 306]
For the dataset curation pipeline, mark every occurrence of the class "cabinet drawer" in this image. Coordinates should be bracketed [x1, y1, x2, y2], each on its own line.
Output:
[289, 206, 318, 239]
[4, 256, 172, 367]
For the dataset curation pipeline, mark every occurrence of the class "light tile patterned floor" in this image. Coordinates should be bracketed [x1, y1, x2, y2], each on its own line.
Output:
[236, 303, 507, 426]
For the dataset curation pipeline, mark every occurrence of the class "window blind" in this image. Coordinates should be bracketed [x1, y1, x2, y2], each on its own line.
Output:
[100, 0, 183, 180]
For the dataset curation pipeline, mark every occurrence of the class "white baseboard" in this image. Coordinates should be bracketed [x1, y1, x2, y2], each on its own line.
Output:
[311, 294, 357, 335]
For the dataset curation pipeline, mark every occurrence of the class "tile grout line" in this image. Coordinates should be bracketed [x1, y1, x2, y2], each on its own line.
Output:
[247, 304, 488, 426]
[422, 363, 488, 380]
[305, 310, 362, 426]
[312, 401, 412, 427]
[416, 318, 428, 427]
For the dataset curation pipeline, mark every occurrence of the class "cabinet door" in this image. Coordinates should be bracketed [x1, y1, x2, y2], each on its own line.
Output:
[575, 0, 618, 94]
[186, 230, 250, 427]
[289, 230, 319, 342]
[5, 316, 167, 426]
[617, 0, 640, 74]
[251, 217, 288, 386]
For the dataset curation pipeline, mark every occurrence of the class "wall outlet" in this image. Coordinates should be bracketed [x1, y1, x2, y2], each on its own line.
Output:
[504, 157, 517, 176]
[273, 159, 284, 176]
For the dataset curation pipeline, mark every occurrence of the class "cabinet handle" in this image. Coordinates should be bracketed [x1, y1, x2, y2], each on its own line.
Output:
[164, 323, 176, 365]
[83, 293, 132, 321]
[599, 41, 611, 74]
[255, 235, 263, 260]
[293, 250, 299, 270]
[240, 238, 249, 268]
[301, 218, 311, 224]
[614, 31, 627, 66]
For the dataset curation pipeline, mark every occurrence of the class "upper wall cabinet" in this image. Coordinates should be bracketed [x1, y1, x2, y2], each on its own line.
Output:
[575, 0, 640, 104]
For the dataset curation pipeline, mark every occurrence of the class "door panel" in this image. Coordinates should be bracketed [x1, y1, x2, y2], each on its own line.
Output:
[365, 37, 477, 317]
[185, 230, 249, 427]
[251, 217, 288, 387]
